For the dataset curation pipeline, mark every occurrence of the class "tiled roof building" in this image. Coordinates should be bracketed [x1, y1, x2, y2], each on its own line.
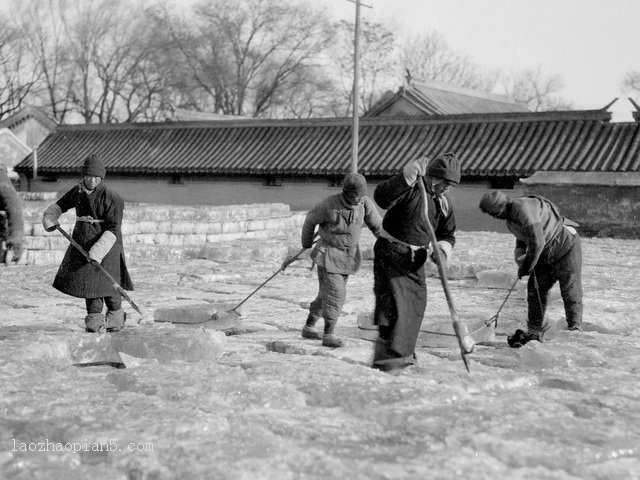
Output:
[0, 105, 57, 151]
[14, 106, 640, 236]
[15, 109, 638, 180]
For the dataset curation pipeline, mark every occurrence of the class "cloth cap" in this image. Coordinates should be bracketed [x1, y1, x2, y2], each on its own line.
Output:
[425, 152, 461, 184]
[342, 173, 367, 197]
[479, 191, 509, 215]
[81, 154, 106, 178]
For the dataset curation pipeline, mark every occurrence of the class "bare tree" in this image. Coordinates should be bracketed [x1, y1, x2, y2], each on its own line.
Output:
[331, 19, 399, 116]
[0, 16, 39, 120]
[0, 0, 578, 124]
[501, 66, 572, 111]
[400, 32, 498, 92]
[262, 66, 343, 118]
[11, 0, 76, 122]
[156, 0, 335, 118]
[53, 0, 170, 123]
[622, 70, 640, 107]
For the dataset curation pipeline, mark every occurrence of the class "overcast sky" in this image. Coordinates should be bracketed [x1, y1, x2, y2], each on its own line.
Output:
[317, 0, 639, 121]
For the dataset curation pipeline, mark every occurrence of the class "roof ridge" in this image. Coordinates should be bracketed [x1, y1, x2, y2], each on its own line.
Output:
[410, 79, 524, 106]
[54, 109, 612, 132]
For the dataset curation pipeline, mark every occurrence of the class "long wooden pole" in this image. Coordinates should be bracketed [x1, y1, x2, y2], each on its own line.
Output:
[350, 0, 361, 173]
[348, 0, 371, 173]
[417, 179, 474, 372]
[56, 225, 143, 316]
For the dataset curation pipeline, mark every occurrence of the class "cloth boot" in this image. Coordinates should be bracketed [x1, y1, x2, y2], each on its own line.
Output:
[321, 317, 343, 347]
[372, 337, 416, 372]
[105, 309, 126, 333]
[85, 313, 105, 333]
[301, 313, 323, 340]
[322, 333, 344, 348]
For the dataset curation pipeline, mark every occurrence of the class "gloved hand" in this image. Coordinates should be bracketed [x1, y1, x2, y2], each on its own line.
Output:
[517, 263, 531, 279]
[281, 255, 297, 271]
[42, 215, 59, 232]
[403, 156, 429, 186]
[429, 241, 452, 267]
[515, 253, 529, 278]
[430, 245, 446, 266]
[88, 231, 116, 264]
[88, 248, 102, 264]
[6, 242, 23, 263]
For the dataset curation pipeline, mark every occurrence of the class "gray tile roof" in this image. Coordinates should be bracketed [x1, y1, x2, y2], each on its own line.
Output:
[15, 109, 640, 179]
[366, 80, 529, 116]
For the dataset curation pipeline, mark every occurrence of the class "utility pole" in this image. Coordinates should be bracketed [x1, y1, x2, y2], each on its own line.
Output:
[347, 0, 372, 173]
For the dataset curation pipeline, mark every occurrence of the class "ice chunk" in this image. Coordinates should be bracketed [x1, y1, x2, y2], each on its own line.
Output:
[197, 245, 232, 262]
[110, 328, 226, 363]
[67, 328, 226, 364]
[518, 342, 571, 371]
[68, 335, 122, 365]
[153, 304, 241, 330]
[425, 261, 479, 279]
[119, 352, 159, 368]
[476, 269, 517, 289]
[23, 340, 70, 366]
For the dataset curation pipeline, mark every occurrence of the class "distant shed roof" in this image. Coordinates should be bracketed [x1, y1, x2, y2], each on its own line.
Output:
[366, 79, 529, 117]
[15, 109, 640, 179]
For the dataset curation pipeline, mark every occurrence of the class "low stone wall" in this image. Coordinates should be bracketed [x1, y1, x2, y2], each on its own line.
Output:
[20, 202, 306, 265]
[525, 184, 640, 238]
[522, 172, 640, 239]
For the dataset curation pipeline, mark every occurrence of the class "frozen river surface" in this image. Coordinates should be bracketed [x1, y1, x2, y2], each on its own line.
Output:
[0, 231, 638, 480]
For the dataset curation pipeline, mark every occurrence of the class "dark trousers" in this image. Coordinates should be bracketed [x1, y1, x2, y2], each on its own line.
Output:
[372, 238, 428, 365]
[528, 227, 583, 331]
[85, 295, 122, 315]
[307, 266, 349, 335]
[0, 212, 6, 261]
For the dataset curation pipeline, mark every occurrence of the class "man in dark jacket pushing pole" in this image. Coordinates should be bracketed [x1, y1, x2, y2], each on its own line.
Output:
[371, 152, 461, 372]
[479, 191, 583, 347]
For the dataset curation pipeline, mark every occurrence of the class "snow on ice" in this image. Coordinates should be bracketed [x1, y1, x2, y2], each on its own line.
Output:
[0, 231, 639, 479]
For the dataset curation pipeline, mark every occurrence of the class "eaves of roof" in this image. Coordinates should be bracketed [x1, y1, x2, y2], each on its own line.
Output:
[15, 110, 639, 179]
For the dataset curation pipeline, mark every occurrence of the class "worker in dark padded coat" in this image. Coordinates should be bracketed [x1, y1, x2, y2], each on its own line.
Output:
[0, 164, 24, 264]
[299, 173, 382, 348]
[479, 191, 583, 347]
[372, 152, 461, 373]
[42, 154, 133, 333]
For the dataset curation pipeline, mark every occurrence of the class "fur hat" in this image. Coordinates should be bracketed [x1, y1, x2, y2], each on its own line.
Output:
[81, 154, 106, 178]
[479, 191, 510, 216]
[342, 173, 367, 197]
[425, 152, 461, 184]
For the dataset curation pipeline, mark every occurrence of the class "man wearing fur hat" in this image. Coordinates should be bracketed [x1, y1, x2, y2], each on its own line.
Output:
[479, 191, 582, 347]
[371, 152, 461, 372]
[298, 173, 382, 348]
[0, 164, 24, 264]
[42, 154, 133, 333]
